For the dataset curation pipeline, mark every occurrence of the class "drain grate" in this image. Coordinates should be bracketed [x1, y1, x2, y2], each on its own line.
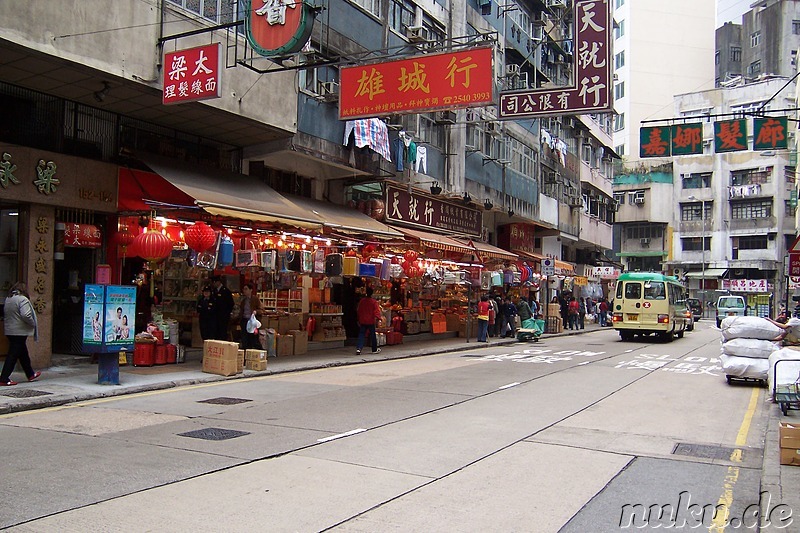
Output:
[178, 428, 250, 441]
[197, 397, 252, 405]
[673, 443, 739, 461]
[0, 389, 53, 398]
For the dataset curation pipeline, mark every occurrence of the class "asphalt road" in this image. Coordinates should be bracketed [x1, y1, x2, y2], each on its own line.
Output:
[0, 321, 774, 532]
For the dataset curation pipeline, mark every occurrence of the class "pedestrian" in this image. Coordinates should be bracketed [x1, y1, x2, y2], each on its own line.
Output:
[568, 297, 579, 330]
[559, 293, 569, 329]
[494, 294, 505, 338]
[599, 298, 609, 327]
[517, 295, 532, 323]
[587, 297, 596, 321]
[238, 283, 263, 349]
[477, 295, 490, 342]
[488, 297, 497, 337]
[579, 297, 587, 329]
[356, 287, 382, 355]
[0, 282, 41, 386]
[502, 297, 518, 337]
[212, 275, 234, 341]
[196, 284, 217, 341]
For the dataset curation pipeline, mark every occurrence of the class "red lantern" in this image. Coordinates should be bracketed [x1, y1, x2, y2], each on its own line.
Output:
[404, 250, 418, 262]
[133, 230, 173, 263]
[362, 244, 376, 260]
[115, 225, 136, 247]
[345, 249, 358, 257]
[184, 222, 216, 253]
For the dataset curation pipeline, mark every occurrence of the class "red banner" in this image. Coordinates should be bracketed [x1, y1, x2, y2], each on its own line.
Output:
[385, 185, 482, 236]
[163, 43, 222, 105]
[63, 223, 102, 248]
[339, 47, 494, 119]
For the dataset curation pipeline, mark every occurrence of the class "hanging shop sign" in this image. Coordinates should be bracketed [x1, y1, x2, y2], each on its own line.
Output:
[753, 116, 788, 150]
[639, 126, 671, 158]
[163, 43, 222, 105]
[339, 47, 494, 120]
[245, 0, 316, 57]
[670, 123, 703, 156]
[722, 278, 768, 293]
[62, 223, 102, 248]
[499, 0, 611, 118]
[592, 266, 619, 279]
[714, 119, 748, 153]
[385, 184, 482, 236]
[498, 222, 537, 255]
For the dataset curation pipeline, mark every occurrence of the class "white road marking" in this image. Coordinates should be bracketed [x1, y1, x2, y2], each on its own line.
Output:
[317, 428, 367, 443]
[624, 349, 634, 353]
[578, 361, 591, 366]
[498, 382, 520, 390]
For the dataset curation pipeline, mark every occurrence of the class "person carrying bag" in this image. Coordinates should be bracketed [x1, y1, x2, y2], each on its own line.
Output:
[1, 282, 41, 386]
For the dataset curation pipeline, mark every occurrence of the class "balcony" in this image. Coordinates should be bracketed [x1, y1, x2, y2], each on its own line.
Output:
[679, 219, 712, 234]
[579, 212, 613, 248]
[728, 217, 777, 231]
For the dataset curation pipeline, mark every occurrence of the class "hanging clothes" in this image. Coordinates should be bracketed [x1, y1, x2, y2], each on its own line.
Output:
[343, 118, 392, 162]
[393, 137, 405, 171]
[407, 141, 417, 167]
[415, 145, 427, 174]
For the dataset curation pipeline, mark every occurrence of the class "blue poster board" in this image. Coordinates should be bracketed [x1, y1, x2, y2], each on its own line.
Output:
[82, 284, 136, 354]
[82, 284, 105, 353]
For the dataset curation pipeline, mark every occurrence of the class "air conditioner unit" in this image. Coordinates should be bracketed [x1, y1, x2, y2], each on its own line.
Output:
[318, 81, 339, 102]
[434, 110, 457, 125]
[568, 195, 583, 207]
[506, 63, 520, 76]
[640, 238, 651, 246]
[531, 25, 544, 42]
[633, 196, 645, 205]
[545, 171, 559, 183]
[486, 121, 500, 135]
[512, 72, 529, 90]
[464, 109, 478, 122]
[405, 25, 430, 43]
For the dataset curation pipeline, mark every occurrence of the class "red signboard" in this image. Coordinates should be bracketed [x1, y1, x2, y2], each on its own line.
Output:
[339, 47, 495, 120]
[790, 252, 800, 277]
[500, 223, 537, 255]
[63, 223, 102, 248]
[163, 43, 222, 105]
[499, 0, 612, 118]
[385, 185, 482, 236]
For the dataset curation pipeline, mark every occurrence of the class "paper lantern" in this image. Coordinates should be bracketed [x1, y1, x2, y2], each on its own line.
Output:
[133, 230, 173, 262]
[404, 250, 418, 262]
[115, 225, 136, 247]
[362, 244, 377, 259]
[184, 222, 216, 252]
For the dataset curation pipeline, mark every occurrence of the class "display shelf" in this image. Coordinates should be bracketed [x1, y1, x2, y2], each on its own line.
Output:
[308, 312, 344, 316]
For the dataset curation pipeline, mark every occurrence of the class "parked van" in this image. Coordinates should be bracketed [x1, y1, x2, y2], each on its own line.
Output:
[716, 295, 746, 327]
[612, 272, 690, 342]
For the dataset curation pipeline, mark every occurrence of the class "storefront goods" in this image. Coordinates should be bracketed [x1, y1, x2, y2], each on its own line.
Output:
[184, 222, 216, 252]
[202, 340, 239, 376]
[133, 230, 173, 263]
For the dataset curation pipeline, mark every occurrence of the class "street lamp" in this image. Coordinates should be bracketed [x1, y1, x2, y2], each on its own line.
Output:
[688, 195, 706, 317]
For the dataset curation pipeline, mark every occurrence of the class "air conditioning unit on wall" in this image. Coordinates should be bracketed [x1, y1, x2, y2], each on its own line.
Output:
[317, 81, 339, 102]
[640, 238, 650, 246]
[405, 26, 430, 43]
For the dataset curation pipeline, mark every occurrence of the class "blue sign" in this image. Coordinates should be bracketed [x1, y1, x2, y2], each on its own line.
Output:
[82, 284, 136, 354]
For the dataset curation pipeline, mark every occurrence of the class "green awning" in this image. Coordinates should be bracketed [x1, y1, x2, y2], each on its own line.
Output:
[618, 251, 668, 257]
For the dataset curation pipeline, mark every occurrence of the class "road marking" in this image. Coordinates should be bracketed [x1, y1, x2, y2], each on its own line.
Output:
[578, 361, 591, 366]
[709, 387, 760, 532]
[317, 428, 366, 443]
[498, 382, 520, 390]
[624, 349, 634, 353]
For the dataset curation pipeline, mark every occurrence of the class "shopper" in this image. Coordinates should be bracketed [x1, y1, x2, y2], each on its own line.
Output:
[488, 297, 497, 337]
[356, 287, 382, 355]
[578, 297, 587, 330]
[517, 296, 532, 323]
[598, 298, 609, 327]
[502, 297, 518, 338]
[494, 294, 505, 337]
[0, 283, 41, 386]
[196, 284, 217, 341]
[477, 295, 490, 342]
[568, 297, 580, 330]
[238, 283, 263, 349]
[212, 275, 234, 341]
[559, 293, 569, 329]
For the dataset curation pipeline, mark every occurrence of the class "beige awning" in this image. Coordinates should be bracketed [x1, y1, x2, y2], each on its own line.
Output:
[287, 195, 403, 239]
[392, 226, 475, 255]
[452, 239, 518, 261]
[139, 153, 322, 229]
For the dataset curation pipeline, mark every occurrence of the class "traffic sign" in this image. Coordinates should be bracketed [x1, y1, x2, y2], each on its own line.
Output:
[790, 252, 800, 277]
[542, 258, 555, 276]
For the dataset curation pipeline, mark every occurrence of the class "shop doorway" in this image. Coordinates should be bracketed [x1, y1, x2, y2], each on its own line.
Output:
[52, 247, 98, 354]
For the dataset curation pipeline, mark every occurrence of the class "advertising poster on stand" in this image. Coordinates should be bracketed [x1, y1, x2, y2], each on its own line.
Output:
[105, 285, 136, 352]
[82, 284, 105, 353]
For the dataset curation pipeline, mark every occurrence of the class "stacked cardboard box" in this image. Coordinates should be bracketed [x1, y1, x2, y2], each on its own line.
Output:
[547, 303, 561, 317]
[245, 349, 268, 371]
[287, 329, 308, 355]
[431, 313, 446, 334]
[277, 333, 294, 356]
[780, 422, 800, 466]
[446, 313, 462, 332]
[202, 340, 240, 376]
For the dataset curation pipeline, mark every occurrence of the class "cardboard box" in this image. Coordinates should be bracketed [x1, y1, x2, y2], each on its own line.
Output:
[289, 313, 304, 331]
[278, 316, 290, 335]
[237, 349, 245, 373]
[446, 314, 461, 331]
[202, 340, 239, 376]
[245, 359, 267, 371]
[781, 447, 800, 466]
[780, 422, 800, 441]
[547, 303, 561, 317]
[277, 334, 294, 356]
[287, 329, 308, 355]
[245, 349, 267, 361]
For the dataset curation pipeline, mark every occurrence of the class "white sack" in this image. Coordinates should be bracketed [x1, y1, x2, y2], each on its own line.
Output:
[720, 316, 782, 341]
[719, 353, 770, 380]
[768, 347, 800, 395]
[721, 338, 781, 359]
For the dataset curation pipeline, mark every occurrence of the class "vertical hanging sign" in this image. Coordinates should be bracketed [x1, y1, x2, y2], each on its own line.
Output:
[753, 116, 788, 150]
[714, 119, 748, 153]
[163, 43, 222, 105]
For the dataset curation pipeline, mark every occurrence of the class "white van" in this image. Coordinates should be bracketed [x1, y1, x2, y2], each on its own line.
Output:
[716, 295, 746, 327]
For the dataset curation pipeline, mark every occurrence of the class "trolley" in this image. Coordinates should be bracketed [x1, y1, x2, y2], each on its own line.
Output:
[773, 359, 800, 416]
[517, 318, 544, 342]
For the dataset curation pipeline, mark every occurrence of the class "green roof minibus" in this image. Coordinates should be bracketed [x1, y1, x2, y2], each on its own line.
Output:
[612, 272, 690, 342]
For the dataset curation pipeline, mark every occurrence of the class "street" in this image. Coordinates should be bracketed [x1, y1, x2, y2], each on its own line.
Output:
[1, 321, 779, 532]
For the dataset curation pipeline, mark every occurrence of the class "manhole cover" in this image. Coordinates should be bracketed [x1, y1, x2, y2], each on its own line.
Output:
[673, 443, 739, 461]
[0, 389, 53, 398]
[178, 428, 250, 441]
[198, 397, 252, 405]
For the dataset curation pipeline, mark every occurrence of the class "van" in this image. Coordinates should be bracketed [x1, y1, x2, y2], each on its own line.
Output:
[612, 272, 690, 342]
[716, 295, 746, 327]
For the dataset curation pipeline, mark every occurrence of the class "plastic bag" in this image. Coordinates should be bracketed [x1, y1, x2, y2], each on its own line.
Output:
[246, 312, 261, 334]
[719, 353, 769, 380]
[720, 316, 782, 341]
[721, 338, 781, 359]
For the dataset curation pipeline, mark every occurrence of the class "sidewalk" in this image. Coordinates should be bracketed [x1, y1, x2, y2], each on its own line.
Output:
[0, 322, 609, 415]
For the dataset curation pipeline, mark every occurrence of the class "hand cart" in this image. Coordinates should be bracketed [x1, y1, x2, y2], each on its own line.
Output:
[517, 318, 544, 342]
[773, 359, 800, 416]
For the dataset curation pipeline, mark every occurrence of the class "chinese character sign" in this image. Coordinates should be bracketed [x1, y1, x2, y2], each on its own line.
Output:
[245, 0, 315, 57]
[725, 278, 768, 293]
[714, 119, 747, 153]
[753, 116, 788, 150]
[339, 47, 494, 119]
[163, 43, 221, 105]
[670, 123, 703, 156]
[639, 126, 671, 158]
[63, 223, 102, 248]
[499, 0, 611, 118]
[385, 184, 482, 236]
[506, 223, 537, 254]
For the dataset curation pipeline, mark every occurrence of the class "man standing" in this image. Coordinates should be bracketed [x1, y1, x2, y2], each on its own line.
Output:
[212, 275, 234, 341]
[598, 298, 609, 327]
[502, 297, 518, 338]
[517, 296, 532, 325]
[356, 287, 382, 355]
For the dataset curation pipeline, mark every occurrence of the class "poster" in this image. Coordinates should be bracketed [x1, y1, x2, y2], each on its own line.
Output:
[82, 284, 105, 352]
[82, 284, 137, 353]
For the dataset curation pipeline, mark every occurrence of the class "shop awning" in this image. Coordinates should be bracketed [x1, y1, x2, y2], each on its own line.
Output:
[136, 153, 323, 229]
[555, 259, 575, 273]
[685, 268, 728, 278]
[453, 239, 518, 261]
[287, 195, 403, 239]
[392, 226, 475, 255]
[515, 251, 546, 262]
[617, 251, 669, 257]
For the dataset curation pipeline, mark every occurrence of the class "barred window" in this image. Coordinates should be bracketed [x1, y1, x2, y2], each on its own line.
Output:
[681, 172, 711, 189]
[350, 0, 382, 17]
[625, 223, 664, 240]
[786, 166, 796, 183]
[682, 237, 710, 251]
[167, 0, 237, 24]
[786, 200, 797, 217]
[731, 199, 771, 219]
[680, 202, 711, 221]
[731, 167, 771, 185]
[737, 235, 768, 250]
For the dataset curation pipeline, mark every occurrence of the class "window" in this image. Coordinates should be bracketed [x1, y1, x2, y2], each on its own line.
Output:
[615, 51, 625, 69]
[794, 20, 800, 35]
[787, 200, 797, 216]
[389, 0, 415, 34]
[624, 282, 641, 299]
[680, 202, 711, 221]
[614, 144, 625, 156]
[751, 31, 761, 47]
[731, 46, 741, 62]
[715, 50, 720, 65]
[748, 60, 762, 76]
[681, 172, 712, 189]
[731, 167, 771, 186]
[581, 144, 593, 164]
[613, 192, 625, 205]
[167, 0, 237, 24]
[613, 113, 625, 131]
[614, 81, 625, 100]
[786, 166, 796, 183]
[625, 224, 664, 240]
[615, 20, 625, 39]
[0, 209, 18, 300]
[681, 237, 711, 251]
[644, 281, 666, 300]
[731, 199, 772, 219]
[351, 0, 382, 17]
[615, 0, 624, 7]
[737, 235, 768, 250]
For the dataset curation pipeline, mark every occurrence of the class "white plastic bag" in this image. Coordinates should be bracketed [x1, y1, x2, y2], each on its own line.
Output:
[720, 316, 782, 341]
[719, 353, 770, 380]
[721, 338, 781, 359]
[768, 347, 800, 394]
[246, 312, 261, 334]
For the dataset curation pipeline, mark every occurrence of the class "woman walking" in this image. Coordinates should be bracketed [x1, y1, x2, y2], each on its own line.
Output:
[0, 282, 41, 386]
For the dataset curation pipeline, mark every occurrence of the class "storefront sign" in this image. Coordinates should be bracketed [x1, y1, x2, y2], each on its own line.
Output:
[714, 119, 748, 153]
[62, 223, 102, 248]
[34, 159, 59, 195]
[244, 0, 315, 57]
[639, 126, 671, 158]
[83, 284, 136, 353]
[722, 278, 768, 293]
[163, 43, 222, 105]
[0, 152, 20, 188]
[753, 116, 788, 150]
[385, 184, 482, 236]
[505, 223, 536, 255]
[340, 47, 494, 120]
[499, 0, 611, 118]
[670, 123, 704, 156]
[573, 276, 588, 286]
[592, 266, 619, 279]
